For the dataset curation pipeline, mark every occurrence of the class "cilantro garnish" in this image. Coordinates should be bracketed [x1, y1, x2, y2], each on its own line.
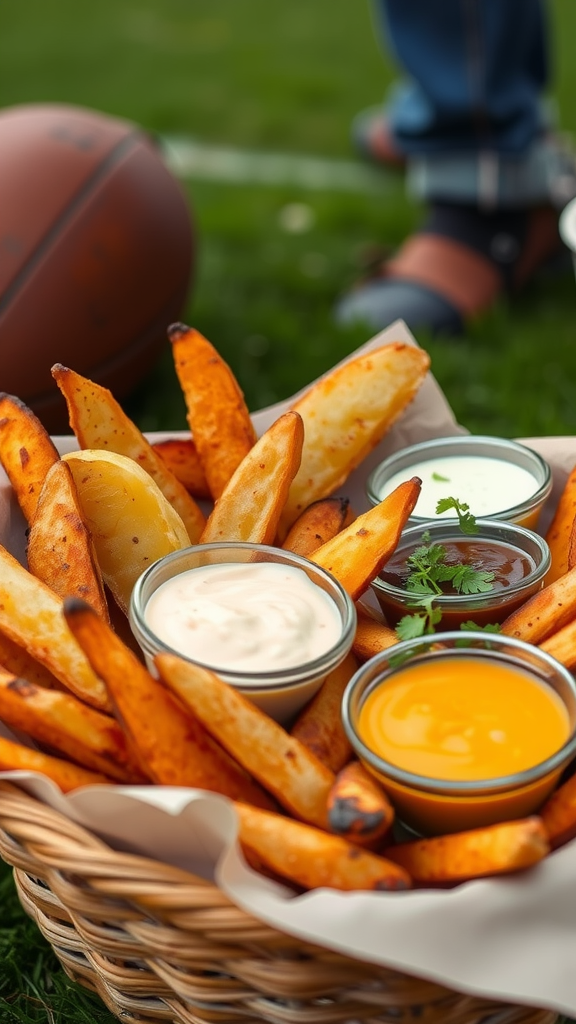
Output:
[394, 496, 496, 640]
[431, 471, 450, 482]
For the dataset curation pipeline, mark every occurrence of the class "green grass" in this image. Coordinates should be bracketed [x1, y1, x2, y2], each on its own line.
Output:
[2, 0, 576, 1020]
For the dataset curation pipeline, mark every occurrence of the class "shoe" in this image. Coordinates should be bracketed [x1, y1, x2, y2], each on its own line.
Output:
[335, 202, 566, 336]
[351, 106, 406, 170]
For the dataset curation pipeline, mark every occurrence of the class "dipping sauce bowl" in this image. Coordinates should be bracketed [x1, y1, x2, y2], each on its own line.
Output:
[366, 435, 552, 531]
[129, 541, 356, 724]
[371, 519, 551, 630]
[342, 632, 576, 835]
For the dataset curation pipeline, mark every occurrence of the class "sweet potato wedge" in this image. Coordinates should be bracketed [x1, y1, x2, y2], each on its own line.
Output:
[539, 618, 576, 670]
[27, 460, 109, 621]
[63, 598, 274, 808]
[0, 392, 60, 524]
[52, 363, 206, 542]
[501, 564, 576, 644]
[156, 652, 335, 827]
[540, 771, 576, 848]
[290, 651, 357, 772]
[282, 496, 354, 558]
[151, 437, 211, 499]
[353, 604, 399, 662]
[0, 735, 113, 791]
[310, 478, 421, 600]
[235, 802, 411, 892]
[200, 411, 304, 544]
[278, 342, 429, 537]
[0, 672, 145, 782]
[327, 759, 395, 842]
[545, 463, 576, 585]
[169, 324, 257, 500]
[385, 817, 550, 884]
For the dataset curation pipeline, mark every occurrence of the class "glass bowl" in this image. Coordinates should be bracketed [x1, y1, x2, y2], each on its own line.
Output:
[366, 435, 552, 531]
[129, 541, 357, 724]
[371, 518, 551, 630]
[342, 631, 576, 835]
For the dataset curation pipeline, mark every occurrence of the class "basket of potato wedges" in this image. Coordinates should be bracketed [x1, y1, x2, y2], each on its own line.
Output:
[0, 322, 574, 1024]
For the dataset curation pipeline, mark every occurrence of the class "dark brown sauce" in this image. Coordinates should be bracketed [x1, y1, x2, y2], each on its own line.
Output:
[380, 539, 535, 595]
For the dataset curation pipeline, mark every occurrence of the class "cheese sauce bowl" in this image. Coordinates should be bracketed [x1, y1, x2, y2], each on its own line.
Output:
[366, 435, 552, 531]
[342, 632, 576, 835]
[371, 519, 551, 630]
[129, 541, 357, 724]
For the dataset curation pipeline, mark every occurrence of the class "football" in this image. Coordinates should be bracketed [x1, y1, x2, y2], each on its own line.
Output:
[0, 103, 194, 431]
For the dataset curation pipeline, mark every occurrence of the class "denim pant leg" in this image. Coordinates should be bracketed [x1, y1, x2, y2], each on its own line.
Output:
[373, 0, 575, 207]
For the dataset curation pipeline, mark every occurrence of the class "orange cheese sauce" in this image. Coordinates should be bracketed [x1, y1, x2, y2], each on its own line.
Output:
[358, 656, 570, 781]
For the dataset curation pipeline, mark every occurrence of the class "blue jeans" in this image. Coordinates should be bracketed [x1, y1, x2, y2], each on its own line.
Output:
[375, 0, 574, 207]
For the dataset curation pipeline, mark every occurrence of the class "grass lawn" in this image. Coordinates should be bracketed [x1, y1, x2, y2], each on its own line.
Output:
[2, 0, 576, 1020]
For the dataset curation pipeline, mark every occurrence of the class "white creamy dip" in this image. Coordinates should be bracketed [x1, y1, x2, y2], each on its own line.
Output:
[144, 561, 342, 677]
[378, 455, 538, 519]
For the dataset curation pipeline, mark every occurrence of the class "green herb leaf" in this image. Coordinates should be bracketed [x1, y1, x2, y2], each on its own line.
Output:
[435, 496, 478, 535]
[459, 621, 501, 633]
[431, 471, 450, 482]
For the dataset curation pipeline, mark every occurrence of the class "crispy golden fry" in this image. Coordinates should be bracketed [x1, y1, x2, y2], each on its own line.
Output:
[0, 672, 145, 782]
[278, 342, 430, 537]
[311, 478, 421, 600]
[0, 544, 109, 710]
[353, 604, 399, 662]
[290, 651, 357, 772]
[0, 633, 63, 690]
[156, 652, 335, 827]
[282, 496, 354, 558]
[0, 735, 112, 791]
[568, 517, 576, 572]
[151, 437, 211, 499]
[327, 760, 395, 842]
[539, 618, 576, 669]
[27, 460, 109, 621]
[200, 412, 304, 544]
[385, 817, 549, 884]
[0, 392, 60, 524]
[64, 598, 275, 808]
[545, 463, 576, 585]
[234, 802, 411, 892]
[52, 364, 206, 542]
[169, 324, 257, 500]
[501, 565, 576, 644]
[540, 770, 576, 848]
[62, 449, 190, 615]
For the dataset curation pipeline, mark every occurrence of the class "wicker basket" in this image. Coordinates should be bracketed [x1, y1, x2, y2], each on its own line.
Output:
[0, 781, 559, 1024]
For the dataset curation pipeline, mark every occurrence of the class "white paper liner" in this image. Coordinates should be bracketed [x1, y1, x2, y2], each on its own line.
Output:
[2, 320, 576, 1015]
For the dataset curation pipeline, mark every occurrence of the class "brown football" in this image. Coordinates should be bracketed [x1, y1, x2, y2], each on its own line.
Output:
[0, 103, 194, 432]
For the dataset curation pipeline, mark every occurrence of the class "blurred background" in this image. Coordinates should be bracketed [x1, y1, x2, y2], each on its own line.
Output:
[3, 0, 576, 439]
[2, 3, 576, 1020]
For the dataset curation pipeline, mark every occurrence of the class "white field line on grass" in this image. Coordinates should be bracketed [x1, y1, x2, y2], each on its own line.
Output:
[160, 135, 397, 193]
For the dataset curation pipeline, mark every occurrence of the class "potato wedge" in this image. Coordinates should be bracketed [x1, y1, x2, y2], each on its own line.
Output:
[278, 342, 430, 537]
[353, 604, 399, 662]
[64, 598, 275, 808]
[200, 412, 304, 544]
[235, 802, 411, 892]
[0, 672, 145, 782]
[545, 463, 576, 585]
[311, 478, 421, 599]
[0, 633, 63, 690]
[385, 817, 549, 884]
[501, 564, 576, 644]
[27, 460, 109, 621]
[151, 437, 211, 499]
[540, 770, 576, 848]
[282, 496, 354, 558]
[0, 736, 112, 791]
[62, 449, 190, 615]
[290, 651, 357, 772]
[169, 323, 257, 500]
[327, 760, 395, 843]
[0, 392, 60, 524]
[0, 544, 109, 710]
[539, 618, 576, 670]
[156, 652, 335, 827]
[52, 364, 206, 542]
